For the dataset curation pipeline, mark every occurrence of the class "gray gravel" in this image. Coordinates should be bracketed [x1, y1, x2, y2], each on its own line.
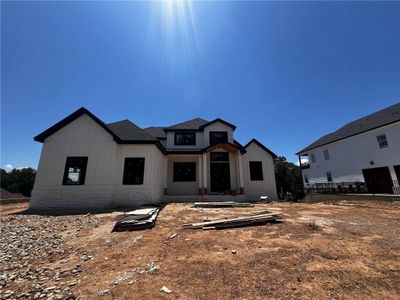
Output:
[0, 214, 103, 300]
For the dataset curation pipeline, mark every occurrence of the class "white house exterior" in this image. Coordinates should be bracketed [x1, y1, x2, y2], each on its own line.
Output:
[30, 108, 277, 209]
[297, 103, 400, 194]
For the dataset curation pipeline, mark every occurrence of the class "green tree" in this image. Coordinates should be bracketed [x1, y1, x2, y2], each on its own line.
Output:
[274, 156, 304, 200]
[0, 168, 36, 197]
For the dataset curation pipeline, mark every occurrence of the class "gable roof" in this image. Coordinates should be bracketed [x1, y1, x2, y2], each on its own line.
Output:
[143, 127, 167, 139]
[107, 120, 157, 142]
[199, 118, 236, 131]
[165, 118, 209, 131]
[244, 138, 277, 158]
[296, 103, 400, 155]
[34, 107, 120, 143]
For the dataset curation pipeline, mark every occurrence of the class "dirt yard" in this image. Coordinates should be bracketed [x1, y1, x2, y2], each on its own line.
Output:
[1, 199, 400, 299]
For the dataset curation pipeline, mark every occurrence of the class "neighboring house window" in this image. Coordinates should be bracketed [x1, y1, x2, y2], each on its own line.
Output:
[249, 161, 263, 181]
[210, 152, 229, 161]
[173, 162, 196, 182]
[123, 158, 145, 185]
[310, 153, 316, 163]
[174, 132, 196, 145]
[376, 134, 389, 148]
[326, 172, 332, 182]
[304, 175, 309, 184]
[209, 131, 228, 145]
[62, 157, 88, 185]
[323, 150, 330, 160]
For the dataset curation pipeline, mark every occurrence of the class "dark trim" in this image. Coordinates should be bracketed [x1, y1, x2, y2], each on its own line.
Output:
[202, 142, 244, 153]
[62, 156, 88, 186]
[244, 139, 277, 158]
[166, 150, 203, 155]
[34, 107, 121, 143]
[296, 119, 400, 155]
[118, 140, 167, 154]
[164, 128, 202, 132]
[199, 118, 236, 131]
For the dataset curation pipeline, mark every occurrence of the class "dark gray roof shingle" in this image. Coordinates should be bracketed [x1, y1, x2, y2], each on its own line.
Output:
[107, 120, 157, 141]
[165, 118, 209, 131]
[143, 127, 167, 139]
[296, 103, 400, 154]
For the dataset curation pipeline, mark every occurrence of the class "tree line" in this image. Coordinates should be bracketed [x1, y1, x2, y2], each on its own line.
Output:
[1, 168, 36, 197]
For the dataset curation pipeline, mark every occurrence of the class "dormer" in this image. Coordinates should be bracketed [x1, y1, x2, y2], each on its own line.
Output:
[200, 118, 236, 146]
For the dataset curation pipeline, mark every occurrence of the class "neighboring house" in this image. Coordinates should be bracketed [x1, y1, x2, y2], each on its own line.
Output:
[30, 108, 277, 209]
[296, 103, 400, 194]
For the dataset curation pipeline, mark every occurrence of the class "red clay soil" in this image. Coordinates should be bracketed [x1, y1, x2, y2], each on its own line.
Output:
[1, 199, 400, 299]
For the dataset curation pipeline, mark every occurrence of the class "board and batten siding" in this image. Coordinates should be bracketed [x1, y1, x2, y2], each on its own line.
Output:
[30, 114, 167, 209]
[301, 121, 400, 183]
[242, 142, 277, 201]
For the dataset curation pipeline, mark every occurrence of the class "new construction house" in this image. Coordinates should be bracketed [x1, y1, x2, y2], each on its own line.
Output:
[30, 108, 277, 209]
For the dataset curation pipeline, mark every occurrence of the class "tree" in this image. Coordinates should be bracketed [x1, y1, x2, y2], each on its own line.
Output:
[0, 168, 36, 197]
[274, 156, 304, 200]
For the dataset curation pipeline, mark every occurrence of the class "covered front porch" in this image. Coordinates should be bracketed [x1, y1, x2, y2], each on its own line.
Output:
[165, 143, 245, 199]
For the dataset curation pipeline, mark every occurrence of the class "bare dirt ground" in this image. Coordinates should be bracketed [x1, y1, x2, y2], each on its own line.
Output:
[1, 199, 400, 299]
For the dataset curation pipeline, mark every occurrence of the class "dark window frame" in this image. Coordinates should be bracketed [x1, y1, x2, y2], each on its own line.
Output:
[310, 153, 316, 163]
[174, 132, 196, 146]
[304, 174, 309, 184]
[173, 162, 196, 182]
[122, 157, 145, 185]
[323, 149, 330, 160]
[249, 161, 264, 181]
[376, 134, 389, 148]
[209, 131, 228, 145]
[210, 152, 229, 162]
[62, 156, 88, 185]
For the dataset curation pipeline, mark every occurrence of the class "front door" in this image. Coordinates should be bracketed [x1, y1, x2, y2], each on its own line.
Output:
[210, 163, 231, 193]
[362, 167, 393, 194]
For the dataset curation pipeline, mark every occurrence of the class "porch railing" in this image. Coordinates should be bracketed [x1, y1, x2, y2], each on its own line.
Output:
[304, 180, 400, 195]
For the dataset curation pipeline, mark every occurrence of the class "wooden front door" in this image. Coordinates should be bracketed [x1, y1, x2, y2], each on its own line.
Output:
[362, 167, 393, 194]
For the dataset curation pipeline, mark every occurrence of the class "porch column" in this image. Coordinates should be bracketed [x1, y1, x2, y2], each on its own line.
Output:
[202, 153, 208, 194]
[238, 153, 244, 194]
[198, 156, 203, 194]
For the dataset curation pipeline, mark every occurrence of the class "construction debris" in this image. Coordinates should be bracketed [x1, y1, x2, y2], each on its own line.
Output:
[112, 207, 160, 232]
[193, 201, 254, 208]
[160, 286, 172, 294]
[183, 211, 282, 230]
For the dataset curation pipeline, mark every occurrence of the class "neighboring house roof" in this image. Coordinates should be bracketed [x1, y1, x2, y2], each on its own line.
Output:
[143, 127, 167, 139]
[296, 103, 400, 155]
[107, 120, 157, 142]
[165, 118, 209, 131]
[244, 139, 277, 158]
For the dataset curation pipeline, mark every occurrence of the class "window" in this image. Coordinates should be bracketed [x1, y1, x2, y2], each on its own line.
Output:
[376, 134, 389, 148]
[209, 131, 228, 145]
[323, 150, 330, 160]
[123, 158, 145, 185]
[310, 153, 316, 163]
[326, 172, 332, 182]
[62, 157, 88, 185]
[174, 132, 196, 145]
[304, 175, 309, 184]
[249, 161, 263, 181]
[210, 152, 229, 161]
[173, 162, 196, 182]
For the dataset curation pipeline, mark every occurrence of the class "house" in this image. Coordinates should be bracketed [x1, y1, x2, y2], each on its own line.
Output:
[296, 103, 400, 194]
[30, 108, 277, 209]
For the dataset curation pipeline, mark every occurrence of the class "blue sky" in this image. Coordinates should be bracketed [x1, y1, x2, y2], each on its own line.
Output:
[1, 1, 400, 170]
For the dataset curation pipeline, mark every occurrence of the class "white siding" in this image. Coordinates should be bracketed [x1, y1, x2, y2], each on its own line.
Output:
[30, 114, 167, 209]
[242, 142, 277, 201]
[301, 122, 400, 183]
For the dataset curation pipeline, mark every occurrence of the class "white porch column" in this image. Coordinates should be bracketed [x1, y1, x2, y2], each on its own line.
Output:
[202, 153, 208, 194]
[198, 156, 203, 193]
[238, 153, 244, 194]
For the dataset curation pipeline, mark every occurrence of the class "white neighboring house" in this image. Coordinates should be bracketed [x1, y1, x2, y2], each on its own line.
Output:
[296, 103, 400, 194]
[30, 108, 277, 209]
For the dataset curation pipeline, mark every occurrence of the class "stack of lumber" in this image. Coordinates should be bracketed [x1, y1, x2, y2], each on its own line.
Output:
[112, 207, 160, 232]
[193, 201, 254, 208]
[183, 211, 282, 230]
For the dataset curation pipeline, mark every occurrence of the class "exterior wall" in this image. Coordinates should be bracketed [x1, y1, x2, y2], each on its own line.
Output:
[166, 131, 204, 149]
[167, 155, 200, 195]
[30, 114, 167, 209]
[301, 122, 400, 183]
[203, 122, 234, 146]
[242, 142, 277, 201]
